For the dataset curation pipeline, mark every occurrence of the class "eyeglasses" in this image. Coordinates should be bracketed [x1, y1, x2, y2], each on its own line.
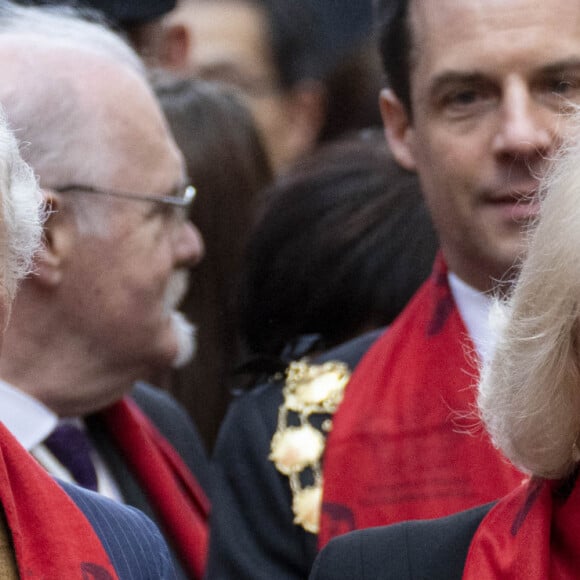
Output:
[54, 183, 196, 208]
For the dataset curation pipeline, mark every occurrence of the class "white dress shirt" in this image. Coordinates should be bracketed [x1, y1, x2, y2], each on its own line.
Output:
[0, 380, 122, 500]
[448, 271, 495, 363]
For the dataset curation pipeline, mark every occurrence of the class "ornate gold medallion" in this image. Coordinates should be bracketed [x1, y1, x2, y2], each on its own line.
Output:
[269, 359, 350, 534]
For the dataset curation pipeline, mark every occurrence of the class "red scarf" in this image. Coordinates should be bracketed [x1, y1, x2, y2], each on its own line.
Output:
[102, 398, 210, 579]
[0, 422, 118, 578]
[319, 256, 522, 548]
[463, 473, 580, 579]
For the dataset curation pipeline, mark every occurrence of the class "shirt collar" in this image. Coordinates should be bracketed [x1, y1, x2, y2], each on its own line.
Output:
[447, 271, 495, 363]
[0, 380, 57, 450]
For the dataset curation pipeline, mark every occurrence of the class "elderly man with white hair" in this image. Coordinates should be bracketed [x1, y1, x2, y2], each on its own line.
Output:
[0, 111, 175, 579]
[0, 3, 210, 578]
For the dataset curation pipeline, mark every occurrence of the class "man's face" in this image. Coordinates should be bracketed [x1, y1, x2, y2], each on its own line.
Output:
[183, 1, 301, 170]
[58, 56, 204, 376]
[382, 0, 580, 291]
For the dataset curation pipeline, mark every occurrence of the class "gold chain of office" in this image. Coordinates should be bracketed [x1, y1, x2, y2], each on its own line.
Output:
[269, 359, 350, 534]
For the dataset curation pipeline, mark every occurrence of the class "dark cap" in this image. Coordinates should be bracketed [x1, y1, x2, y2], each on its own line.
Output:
[79, 0, 176, 25]
[16, 0, 176, 25]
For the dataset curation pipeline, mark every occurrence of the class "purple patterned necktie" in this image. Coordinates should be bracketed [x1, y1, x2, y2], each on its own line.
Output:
[44, 422, 98, 492]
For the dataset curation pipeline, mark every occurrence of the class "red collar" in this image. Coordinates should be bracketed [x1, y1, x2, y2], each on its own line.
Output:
[319, 255, 521, 547]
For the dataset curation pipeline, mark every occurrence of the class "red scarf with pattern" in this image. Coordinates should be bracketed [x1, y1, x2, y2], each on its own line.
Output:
[319, 256, 522, 547]
[0, 422, 117, 578]
[103, 398, 210, 579]
[463, 473, 580, 579]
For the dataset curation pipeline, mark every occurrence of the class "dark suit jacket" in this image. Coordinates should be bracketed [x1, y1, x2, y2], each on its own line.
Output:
[60, 480, 176, 579]
[206, 330, 383, 580]
[86, 382, 210, 580]
[309, 503, 493, 580]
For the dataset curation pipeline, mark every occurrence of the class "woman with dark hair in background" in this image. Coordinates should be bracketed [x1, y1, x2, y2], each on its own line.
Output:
[156, 77, 273, 449]
[238, 129, 438, 367]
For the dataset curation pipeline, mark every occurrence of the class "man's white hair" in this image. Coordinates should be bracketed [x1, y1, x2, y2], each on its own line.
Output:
[0, 1, 146, 236]
[478, 110, 580, 479]
[0, 110, 44, 300]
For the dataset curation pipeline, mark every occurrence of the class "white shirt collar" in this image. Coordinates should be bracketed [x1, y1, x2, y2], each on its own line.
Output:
[447, 271, 495, 363]
[0, 380, 123, 501]
[0, 380, 57, 450]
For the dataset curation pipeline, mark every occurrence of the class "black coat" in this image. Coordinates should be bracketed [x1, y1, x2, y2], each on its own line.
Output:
[206, 330, 383, 580]
[309, 503, 493, 580]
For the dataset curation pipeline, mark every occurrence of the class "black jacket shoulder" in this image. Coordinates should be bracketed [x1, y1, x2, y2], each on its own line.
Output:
[310, 503, 493, 580]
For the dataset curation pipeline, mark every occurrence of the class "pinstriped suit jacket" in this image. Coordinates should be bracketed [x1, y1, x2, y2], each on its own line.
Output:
[60, 480, 176, 579]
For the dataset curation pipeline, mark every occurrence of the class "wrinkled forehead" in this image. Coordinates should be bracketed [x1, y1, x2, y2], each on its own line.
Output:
[0, 37, 185, 192]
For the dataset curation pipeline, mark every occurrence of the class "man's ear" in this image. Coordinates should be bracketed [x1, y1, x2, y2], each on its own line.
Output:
[280, 80, 327, 167]
[34, 190, 69, 287]
[158, 22, 193, 72]
[380, 88, 416, 171]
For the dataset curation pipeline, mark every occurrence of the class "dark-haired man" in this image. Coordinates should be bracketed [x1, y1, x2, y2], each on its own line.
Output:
[320, 0, 580, 544]
[311, 71, 580, 580]
[207, 0, 580, 578]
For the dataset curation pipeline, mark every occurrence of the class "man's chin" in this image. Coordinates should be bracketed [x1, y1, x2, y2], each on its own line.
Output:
[170, 311, 197, 369]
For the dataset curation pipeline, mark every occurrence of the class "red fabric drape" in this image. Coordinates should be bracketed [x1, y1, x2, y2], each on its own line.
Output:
[0, 422, 117, 578]
[319, 256, 522, 547]
[464, 474, 580, 579]
[103, 398, 210, 579]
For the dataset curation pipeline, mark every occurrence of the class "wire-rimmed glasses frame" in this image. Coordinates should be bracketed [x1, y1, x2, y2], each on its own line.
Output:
[54, 183, 197, 209]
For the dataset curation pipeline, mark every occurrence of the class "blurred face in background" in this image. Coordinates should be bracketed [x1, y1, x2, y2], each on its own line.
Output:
[164, 0, 323, 171]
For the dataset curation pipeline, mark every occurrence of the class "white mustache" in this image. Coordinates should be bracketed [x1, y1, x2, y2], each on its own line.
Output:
[164, 270, 196, 368]
[164, 269, 189, 313]
[171, 311, 196, 369]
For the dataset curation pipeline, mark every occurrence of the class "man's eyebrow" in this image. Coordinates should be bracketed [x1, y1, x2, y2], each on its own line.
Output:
[429, 59, 580, 96]
[535, 58, 580, 76]
[428, 71, 489, 97]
